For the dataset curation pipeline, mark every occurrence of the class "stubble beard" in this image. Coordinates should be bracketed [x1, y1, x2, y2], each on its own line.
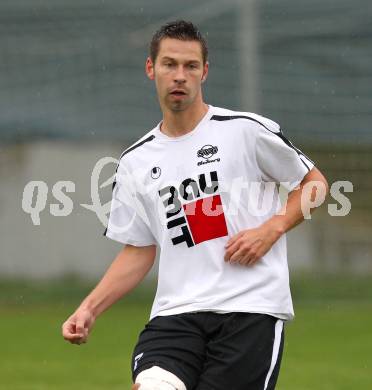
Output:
[165, 93, 194, 113]
[169, 101, 186, 112]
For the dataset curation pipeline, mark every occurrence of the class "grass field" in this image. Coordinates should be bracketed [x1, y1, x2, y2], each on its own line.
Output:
[1, 275, 372, 389]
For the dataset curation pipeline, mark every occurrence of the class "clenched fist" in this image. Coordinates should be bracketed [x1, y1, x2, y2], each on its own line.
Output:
[62, 308, 96, 345]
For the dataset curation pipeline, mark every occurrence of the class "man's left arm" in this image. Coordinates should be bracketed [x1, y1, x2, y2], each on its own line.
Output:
[224, 167, 329, 266]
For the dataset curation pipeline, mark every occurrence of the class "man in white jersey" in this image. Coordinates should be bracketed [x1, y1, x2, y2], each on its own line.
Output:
[62, 20, 328, 390]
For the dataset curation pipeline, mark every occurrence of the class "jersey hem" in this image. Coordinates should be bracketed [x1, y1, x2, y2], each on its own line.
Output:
[286, 160, 314, 191]
[150, 305, 294, 322]
[104, 229, 157, 247]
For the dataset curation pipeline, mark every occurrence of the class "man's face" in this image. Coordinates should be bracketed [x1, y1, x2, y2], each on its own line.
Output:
[146, 38, 208, 112]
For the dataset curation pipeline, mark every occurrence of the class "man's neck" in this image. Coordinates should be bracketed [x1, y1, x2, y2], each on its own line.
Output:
[160, 102, 209, 138]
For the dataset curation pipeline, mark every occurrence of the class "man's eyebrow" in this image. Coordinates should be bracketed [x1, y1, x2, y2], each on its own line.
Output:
[160, 56, 176, 62]
[160, 56, 201, 64]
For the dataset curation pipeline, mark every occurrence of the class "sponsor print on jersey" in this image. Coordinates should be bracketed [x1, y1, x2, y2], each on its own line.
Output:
[196, 144, 221, 166]
[158, 170, 228, 247]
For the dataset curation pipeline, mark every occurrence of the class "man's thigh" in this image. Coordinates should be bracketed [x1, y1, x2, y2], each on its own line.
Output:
[132, 313, 208, 390]
[195, 313, 285, 390]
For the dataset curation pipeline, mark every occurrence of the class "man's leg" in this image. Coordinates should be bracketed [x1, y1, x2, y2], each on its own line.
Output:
[133, 366, 187, 390]
[131, 313, 209, 390]
[195, 313, 285, 390]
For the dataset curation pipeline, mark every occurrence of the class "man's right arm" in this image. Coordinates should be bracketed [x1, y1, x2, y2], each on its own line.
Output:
[62, 244, 156, 344]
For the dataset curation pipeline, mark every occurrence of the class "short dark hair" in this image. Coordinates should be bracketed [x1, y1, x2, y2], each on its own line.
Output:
[150, 20, 208, 64]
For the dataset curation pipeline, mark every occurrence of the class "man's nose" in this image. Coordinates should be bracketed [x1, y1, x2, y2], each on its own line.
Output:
[174, 66, 186, 83]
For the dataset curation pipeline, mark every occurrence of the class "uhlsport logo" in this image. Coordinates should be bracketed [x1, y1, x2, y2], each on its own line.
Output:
[197, 144, 220, 166]
[151, 166, 161, 179]
[133, 352, 144, 371]
[158, 170, 228, 248]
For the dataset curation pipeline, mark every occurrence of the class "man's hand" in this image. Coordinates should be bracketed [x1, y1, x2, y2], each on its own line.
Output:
[224, 222, 283, 266]
[61, 244, 156, 346]
[62, 308, 96, 345]
[224, 168, 329, 266]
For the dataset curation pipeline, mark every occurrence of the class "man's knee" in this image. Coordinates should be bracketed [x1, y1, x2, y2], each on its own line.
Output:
[134, 366, 187, 390]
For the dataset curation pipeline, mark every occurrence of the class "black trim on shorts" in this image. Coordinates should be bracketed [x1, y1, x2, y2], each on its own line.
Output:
[266, 329, 285, 390]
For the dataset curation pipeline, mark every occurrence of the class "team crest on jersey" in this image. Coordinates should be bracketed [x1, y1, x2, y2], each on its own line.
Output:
[158, 170, 228, 247]
[197, 144, 221, 166]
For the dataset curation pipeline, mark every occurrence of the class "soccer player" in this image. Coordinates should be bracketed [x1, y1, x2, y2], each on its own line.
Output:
[62, 20, 328, 390]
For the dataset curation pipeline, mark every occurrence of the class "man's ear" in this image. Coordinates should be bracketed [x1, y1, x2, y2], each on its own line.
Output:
[145, 57, 155, 80]
[201, 61, 209, 83]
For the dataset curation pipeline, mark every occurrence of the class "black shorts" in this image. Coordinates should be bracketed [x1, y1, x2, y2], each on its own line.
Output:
[131, 312, 284, 390]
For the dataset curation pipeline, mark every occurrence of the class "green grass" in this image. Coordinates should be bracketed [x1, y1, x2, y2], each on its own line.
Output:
[1, 302, 150, 390]
[279, 303, 372, 389]
[1, 276, 372, 389]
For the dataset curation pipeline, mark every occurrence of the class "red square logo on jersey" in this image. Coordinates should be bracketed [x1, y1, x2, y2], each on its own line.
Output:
[183, 194, 228, 245]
